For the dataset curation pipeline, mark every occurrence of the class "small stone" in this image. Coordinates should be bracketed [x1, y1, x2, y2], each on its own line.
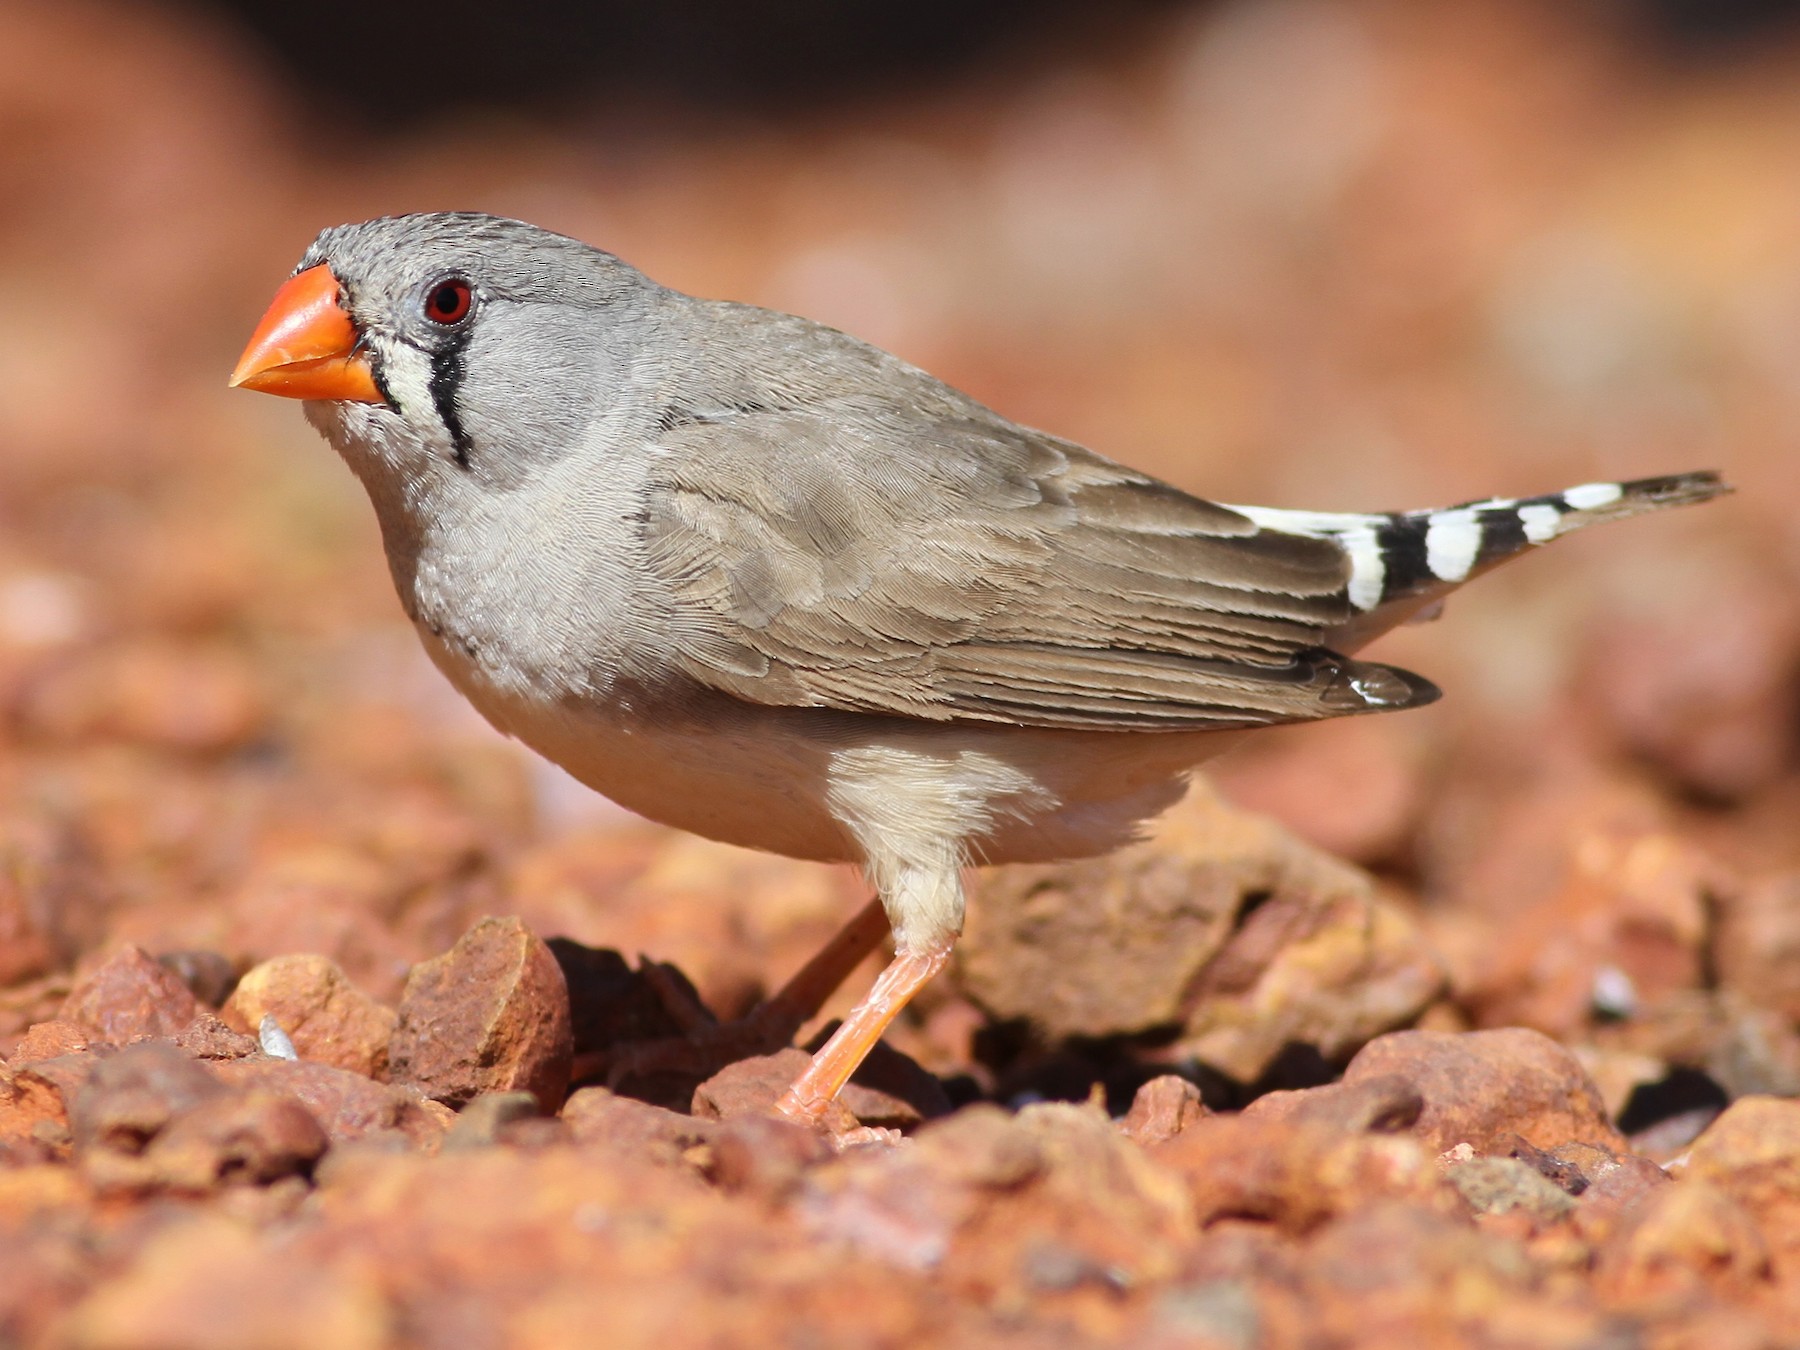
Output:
[259, 1016, 298, 1061]
[223, 954, 395, 1080]
[916, 1104, 1047, 1190]
[155, 950, 239, 1009]
[1717, 872, 1800, 1022]
[691, 1043, 945, 1134]
[23, 638, 268, 754]
[561, 1087, 720, 1161]
[1683, 1096, 1800, 1221]
[172, 1014, 259, 1062]
[56, 1213, 388, 1350]
[58, 946, 200, 1045]
[1241, 1074, 1424, 1134]
[799, 1102, 1191, 1291]
[1154, 1114, 1453, 1235]
[1121, 1075, 1210, 1146]
[707, 1114, 833, 1197]
[0, 853, 57, 988]
[213, 1057, 449, 1149]
[1600, 1179, 1772, 1300]
[8, 1020, 90, 1064]
[90, 1090, 329, 1194]
[1340, 1028, 1626, 1154]
[960, 785, 1442, 1081]
[0, 1052, 94, 1153]
[388, 917, 573, 1111]
[692, 1050, 858, 1135]
[68, 1041, 222, 1162]
[444, 1092, 542, 1150]
[1567, 1147, 1670, 1222]
[1444, 1156, 1577, 1222]
[798, 1032, 953, 1129]
[1465, 828, 1715, 1038]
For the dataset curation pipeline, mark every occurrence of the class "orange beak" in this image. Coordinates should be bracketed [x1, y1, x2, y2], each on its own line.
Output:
[229, 264, 384, 403]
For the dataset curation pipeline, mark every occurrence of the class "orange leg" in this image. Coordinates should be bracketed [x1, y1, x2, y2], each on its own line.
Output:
[774, 941, 952, 1124]
[755, 896, 891, 1043]
[579, 896, 890, 1089]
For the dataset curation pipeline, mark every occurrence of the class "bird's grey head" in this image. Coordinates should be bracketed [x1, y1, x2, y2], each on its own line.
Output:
[236, 212, 659, 491]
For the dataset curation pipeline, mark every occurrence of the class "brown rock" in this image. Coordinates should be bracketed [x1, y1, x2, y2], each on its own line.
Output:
[960, 784, 1443, 1081]
[797, 1102, 1193, 1292]
[171, 1013, 259, 1062]
[692, 1049, 858, 1134]
[0, 1183, 93, 1342]
[690, 1044, 946, 1133]
[1716, 871, 1800, 1023]
[799, 1030, 954, 1127]
[1579, 995, 1800, 1163]
[1121, 1075, 1210, 1146]
[1507, 1137, 1595, 1196]
[59, 946, 199, 1045]
[0, 1051, 96, 1151]
[21, 637, 268, 754]
[62, 1041, 322, 1194]
[561, 1086, 720, 1160]
[1684, 1096, 1800, 1226]
[1294, 1201, 1559, 1345]
[56, 1213, 388, 1350]
[1154, 1114, 1453, 1235]
[223, 954, 397, 1080]
[388, 916, 572, 1111]
[0, 849, 57, 988]
[442, 1091, 542, 1150]
[220, 846, 420, 1004]
[1599, 1180, 1772, 1300]
[155, 950, 239, 1008]
[917, 1104, 1049, 1190]
[1563, 1145, 1670, 1222]
[1579, 557, 1800, 800]
[8, 1019, 89, 1063]
[67, 1043, 220, 1156]
[1340, 1028, 1627, 1154]
[707, 1114, 834, 1198]
[1465, 827, 1718, 1037]
[213, 1057, 449, 1149]
[86, 1088, 329, 1195]
[1205, 715, 1425, 865]
[1241, 1073, 1424, 1134]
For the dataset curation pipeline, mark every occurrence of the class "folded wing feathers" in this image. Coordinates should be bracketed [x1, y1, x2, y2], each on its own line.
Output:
[645, 407, 1723, 730]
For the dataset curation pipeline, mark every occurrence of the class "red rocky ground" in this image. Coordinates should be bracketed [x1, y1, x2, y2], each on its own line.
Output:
[2, 0, 1799, 1345]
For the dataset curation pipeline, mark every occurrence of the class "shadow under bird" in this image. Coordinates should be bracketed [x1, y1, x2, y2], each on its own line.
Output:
[230, 212, 1728, 1127]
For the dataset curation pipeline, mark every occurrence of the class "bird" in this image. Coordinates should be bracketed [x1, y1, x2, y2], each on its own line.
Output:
[230, 212, 1728, 1127]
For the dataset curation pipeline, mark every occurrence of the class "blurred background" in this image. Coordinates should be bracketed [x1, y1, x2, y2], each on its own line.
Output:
[2, 0, 1798, 1074]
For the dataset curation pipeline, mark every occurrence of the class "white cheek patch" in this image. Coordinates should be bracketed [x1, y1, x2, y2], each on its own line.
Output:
[378, 343, 437, 427]
[1423, 508, 1481, 583]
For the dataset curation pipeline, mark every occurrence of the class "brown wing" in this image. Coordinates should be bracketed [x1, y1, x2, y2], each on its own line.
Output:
[640, 406, 1436, 730]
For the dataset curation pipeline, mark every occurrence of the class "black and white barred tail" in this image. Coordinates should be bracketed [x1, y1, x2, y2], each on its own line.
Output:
[1233, 471, 1729, 622]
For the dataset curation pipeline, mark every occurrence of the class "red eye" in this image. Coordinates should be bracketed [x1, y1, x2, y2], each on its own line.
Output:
[424, 277, 472, 325]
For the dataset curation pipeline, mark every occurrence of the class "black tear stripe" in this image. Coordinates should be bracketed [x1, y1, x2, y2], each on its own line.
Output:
[428, 333, 474, 470]
[1375, 515, 1432, 602]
